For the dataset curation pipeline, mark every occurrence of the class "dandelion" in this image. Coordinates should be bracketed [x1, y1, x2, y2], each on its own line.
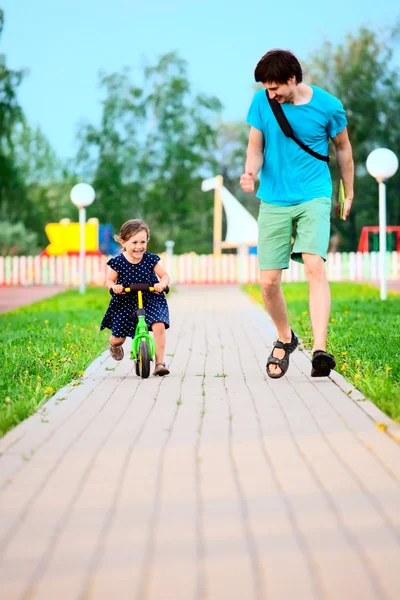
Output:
[341, 363, 347, 371]
[46, 359, 51, 364]
[44, 386, 54, 395]
[386, 366, 392, 372]
[27, 346, 30, 350]
[72, 324, 76, 328]
[80, 371, 85, 377]
[44, 319, 49, 324]
[53, 352, 57, 357]
[302, 311, 308, 316]
[80, 327, 85, 332]
[354, 374, 360, 381]
[330, 318, 335, 323]
[344, 310, 349, 315]
[356, 359, 361, 365]
[341, 351, 347, 356]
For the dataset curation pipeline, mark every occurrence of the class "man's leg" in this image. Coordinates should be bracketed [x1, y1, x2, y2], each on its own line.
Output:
[260, 269, 292, 376]
[302, 253, 330, 351]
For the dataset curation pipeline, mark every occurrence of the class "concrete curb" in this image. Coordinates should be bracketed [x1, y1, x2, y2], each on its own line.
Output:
[300, 346, 400, 445]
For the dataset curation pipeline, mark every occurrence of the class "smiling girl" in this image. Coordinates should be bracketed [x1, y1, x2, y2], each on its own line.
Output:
[100, 219, 170, 376]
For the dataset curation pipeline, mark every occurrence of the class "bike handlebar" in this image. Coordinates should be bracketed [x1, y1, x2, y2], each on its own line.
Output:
[109, 283, 170, 296]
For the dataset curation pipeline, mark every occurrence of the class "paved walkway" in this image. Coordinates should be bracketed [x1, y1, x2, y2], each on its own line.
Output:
[0, 286, 65, 313]
[0, 285, 400, 600]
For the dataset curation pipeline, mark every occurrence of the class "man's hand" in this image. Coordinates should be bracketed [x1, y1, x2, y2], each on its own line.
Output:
[240, 172, 255, 193]
[335, 197, 353, 221]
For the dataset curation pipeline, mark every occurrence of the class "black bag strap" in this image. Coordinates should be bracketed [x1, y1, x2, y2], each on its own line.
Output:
[266, 90, 329, 163]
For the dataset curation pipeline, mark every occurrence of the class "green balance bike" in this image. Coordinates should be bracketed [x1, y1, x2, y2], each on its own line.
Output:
[110, 283, 169, 379]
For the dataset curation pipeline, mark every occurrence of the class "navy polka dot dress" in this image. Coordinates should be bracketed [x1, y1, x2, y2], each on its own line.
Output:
[100, 252, 170, 338]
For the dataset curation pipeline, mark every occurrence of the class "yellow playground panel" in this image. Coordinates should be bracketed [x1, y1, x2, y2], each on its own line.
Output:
[44, 220, 99, 255]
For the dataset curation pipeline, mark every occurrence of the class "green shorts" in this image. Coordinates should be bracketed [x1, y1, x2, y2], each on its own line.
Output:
[257, 196, 332, 270]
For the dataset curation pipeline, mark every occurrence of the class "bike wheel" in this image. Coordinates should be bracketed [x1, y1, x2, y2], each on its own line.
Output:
[138, 340, 151, 379]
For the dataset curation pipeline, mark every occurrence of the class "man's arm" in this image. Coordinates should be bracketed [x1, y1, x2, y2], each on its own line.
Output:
[240, 127, 264, 192]
[332, 127, 354, 221]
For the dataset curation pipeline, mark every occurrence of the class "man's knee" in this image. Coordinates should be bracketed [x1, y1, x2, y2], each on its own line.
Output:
[260, 270, 282, 296]
[303, 254, 325, 280]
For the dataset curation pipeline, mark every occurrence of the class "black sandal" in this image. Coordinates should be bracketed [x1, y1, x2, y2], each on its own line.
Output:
[311, 350, 336, 377]
[266, 329, 298, 379]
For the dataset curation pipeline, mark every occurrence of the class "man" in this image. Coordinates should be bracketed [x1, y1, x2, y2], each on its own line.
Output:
[240, 49, 354, 378]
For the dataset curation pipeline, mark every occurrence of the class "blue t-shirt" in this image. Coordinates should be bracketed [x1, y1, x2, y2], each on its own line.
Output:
[246, 85, 347, 206]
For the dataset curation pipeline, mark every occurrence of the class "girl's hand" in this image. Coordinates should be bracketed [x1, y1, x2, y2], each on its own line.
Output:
[153, 283, 164, 294]
[112, 284, 125, 294]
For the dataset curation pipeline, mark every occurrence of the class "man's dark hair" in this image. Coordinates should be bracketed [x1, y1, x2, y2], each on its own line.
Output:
[254, 49, 303, 84]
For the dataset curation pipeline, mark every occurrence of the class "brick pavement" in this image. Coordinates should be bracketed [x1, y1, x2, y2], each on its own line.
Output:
[0, 285, 399, 599]
[0, 286, 65, 313]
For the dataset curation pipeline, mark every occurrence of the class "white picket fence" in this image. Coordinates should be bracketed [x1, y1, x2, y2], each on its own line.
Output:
[0, 252, 399, 286]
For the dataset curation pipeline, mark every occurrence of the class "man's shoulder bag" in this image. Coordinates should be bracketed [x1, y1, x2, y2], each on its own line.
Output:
[266, 90, 329, 163]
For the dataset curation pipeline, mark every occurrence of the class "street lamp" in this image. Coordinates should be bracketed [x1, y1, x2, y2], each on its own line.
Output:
[366, 148, 398, 300]
[70, 183, 96, 294]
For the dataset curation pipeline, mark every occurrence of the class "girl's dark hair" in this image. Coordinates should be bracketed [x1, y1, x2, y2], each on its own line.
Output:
[254, 49, 303, 84]
[114, 219, 150, 245]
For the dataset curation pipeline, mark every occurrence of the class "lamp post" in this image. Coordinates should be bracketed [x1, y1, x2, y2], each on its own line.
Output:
[366, 149, 398, 300]
[165, 240, 175, 284]
[201, 175, 223, 256]
[70, 183, 95, 294]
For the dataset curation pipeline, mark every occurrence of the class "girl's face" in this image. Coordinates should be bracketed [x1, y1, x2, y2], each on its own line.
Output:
[124, 229, 148, 261]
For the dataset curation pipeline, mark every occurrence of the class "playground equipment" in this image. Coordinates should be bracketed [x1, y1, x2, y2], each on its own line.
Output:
[41, 218, 119, 256]
[358, 226, 400, 253]
[201, 175, 258, 255]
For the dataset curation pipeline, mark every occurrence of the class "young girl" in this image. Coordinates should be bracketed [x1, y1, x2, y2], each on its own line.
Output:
[100, 219, 170, 376]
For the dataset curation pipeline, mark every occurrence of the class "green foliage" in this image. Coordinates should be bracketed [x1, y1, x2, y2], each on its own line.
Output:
[0, 221, 40, 256]
[0, 288, 109, 437]
[243, 282, 400, 421]
[11, 123, 77, 245]
[304, 25, 400, 250]
[0, 9, 29, 224]
[76, 52, 222, 253]
[1, 8, 399, 256]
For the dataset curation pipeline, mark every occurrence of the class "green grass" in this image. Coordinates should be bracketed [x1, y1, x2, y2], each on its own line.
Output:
[243, 283, 400, 422]
[0, 287, 110, 437]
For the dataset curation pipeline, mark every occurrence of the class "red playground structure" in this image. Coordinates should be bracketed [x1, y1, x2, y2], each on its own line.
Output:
[357, 226, 400, 252]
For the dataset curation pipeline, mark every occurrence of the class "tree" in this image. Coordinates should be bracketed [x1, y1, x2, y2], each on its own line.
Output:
[0, 221, 40, 256]
[11, 122, 73, 246]
[304, 25, 400, 251]
[0, 9, 28, 224]
[76, 52, 222, 253]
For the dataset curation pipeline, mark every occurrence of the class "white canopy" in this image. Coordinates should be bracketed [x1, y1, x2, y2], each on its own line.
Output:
[201, 177, 258, 246]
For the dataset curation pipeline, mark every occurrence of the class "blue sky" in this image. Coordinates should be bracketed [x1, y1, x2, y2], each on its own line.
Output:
[2, 0, 399, 159]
